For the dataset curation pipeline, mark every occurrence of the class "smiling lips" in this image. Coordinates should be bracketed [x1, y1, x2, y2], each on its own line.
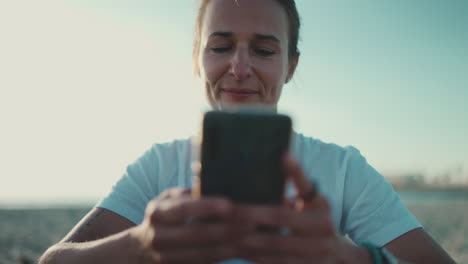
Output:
[221, 88, 259, 100]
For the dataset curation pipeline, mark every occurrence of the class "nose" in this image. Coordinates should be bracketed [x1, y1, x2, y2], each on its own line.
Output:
[229, 47, 252, 81]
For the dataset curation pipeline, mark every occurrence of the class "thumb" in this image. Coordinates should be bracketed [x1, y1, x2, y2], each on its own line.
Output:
[283, 153, 324, 211]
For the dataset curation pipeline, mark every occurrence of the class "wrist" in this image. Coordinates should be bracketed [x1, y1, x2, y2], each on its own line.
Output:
[128, 224, 158, 264]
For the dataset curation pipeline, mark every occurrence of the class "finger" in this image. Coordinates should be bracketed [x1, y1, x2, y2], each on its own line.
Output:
[283, 154, 323, 211]
[283, 154, 312, 195]
[306, 194, 331, 212]
[156, 187, 191, 201]
[152, 221, 248, 249]
[154, 244, 240, 264]
[144, 188, 194, 222]
[238, 205, 335, 236]
[149, 196, 232, 225]
[240, 232, 335, 258]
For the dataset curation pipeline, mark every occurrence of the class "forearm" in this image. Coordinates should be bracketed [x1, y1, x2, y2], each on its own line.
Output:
[39, 228, 149, 264]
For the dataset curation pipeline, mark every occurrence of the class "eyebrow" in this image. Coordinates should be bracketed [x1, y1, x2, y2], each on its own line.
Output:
[209, 31, 233, 38]
[209, 31, 280, 43]
[254, 33, 280, 43]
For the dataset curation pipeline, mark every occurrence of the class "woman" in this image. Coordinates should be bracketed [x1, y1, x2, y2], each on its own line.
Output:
[40, 0, 455, 263]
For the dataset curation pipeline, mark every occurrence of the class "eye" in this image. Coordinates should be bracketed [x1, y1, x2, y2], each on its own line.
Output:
[210, 46, 232, 53]
[254, 48, 275, 57]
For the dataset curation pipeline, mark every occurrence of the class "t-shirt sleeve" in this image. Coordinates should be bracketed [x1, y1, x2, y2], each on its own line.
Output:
[95, 146, 160, 225]
[341, 146, 422, 247]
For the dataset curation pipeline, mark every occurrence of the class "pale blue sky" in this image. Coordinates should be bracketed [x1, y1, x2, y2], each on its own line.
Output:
[0, 0, 466, 204]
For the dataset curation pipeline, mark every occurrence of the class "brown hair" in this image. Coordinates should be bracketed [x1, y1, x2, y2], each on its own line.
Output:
[193, 0, 301, 74]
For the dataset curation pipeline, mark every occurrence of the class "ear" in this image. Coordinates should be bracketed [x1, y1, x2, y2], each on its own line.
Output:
[285, 54, 299, 83]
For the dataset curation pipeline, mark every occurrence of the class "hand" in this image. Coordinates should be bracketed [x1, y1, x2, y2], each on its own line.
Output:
[237, 154, 372, 264]
[131, 188, 246, 264]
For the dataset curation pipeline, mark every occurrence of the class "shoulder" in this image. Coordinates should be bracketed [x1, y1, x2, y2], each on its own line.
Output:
[291, 132, 369, 201]
[117, 136, 193, 195]
[96, 137, 194, 225]
[149, 137, 193, 156]
[136, 137, 193, 166]
[131, 137, 193, 183]
[292, 132, 364, 170]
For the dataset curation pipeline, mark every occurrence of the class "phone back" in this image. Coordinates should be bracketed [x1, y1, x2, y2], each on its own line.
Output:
[199, 110, 292, 205]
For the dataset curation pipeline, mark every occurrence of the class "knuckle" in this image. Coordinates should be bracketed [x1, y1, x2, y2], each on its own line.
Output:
[159, 189, 173, 199]
[149, 205, 164, 224]
[146, 197, 170, 218]
[145, 199, 158, 216]
[169, 187, 190, 197]
[157, 187, 189, 202]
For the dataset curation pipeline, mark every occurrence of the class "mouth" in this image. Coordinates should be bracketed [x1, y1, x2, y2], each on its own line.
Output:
[220, 88, 259, 100]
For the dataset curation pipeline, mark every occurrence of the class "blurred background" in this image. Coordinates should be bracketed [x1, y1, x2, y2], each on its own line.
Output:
[0, 0, 467, 263]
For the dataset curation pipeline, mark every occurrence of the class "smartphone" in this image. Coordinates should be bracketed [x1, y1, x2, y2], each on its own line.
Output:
[198, 110, 292, 205]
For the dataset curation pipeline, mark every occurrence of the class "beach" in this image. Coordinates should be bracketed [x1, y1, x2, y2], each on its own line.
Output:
[1, 191, 467, 263]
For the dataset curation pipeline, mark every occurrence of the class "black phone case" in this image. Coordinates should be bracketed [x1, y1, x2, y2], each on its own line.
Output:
[200, 110, 292, 205]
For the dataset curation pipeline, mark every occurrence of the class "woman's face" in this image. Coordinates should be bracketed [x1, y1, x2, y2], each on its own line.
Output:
[198, 0, 298, 110]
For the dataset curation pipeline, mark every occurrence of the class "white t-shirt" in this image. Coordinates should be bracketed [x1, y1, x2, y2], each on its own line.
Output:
[97, 132, 421, 257]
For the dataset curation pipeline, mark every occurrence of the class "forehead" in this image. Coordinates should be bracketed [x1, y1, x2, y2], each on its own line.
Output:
[201, 0, 289, 41]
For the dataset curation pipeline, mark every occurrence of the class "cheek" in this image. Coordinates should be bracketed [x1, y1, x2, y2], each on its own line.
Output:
[201, 54, 226, 85]
[200, 54, 229, 108]
[256, 61, 287, 93]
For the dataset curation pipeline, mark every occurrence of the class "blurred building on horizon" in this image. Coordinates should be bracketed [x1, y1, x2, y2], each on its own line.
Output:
[387, 163, 468, 190]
